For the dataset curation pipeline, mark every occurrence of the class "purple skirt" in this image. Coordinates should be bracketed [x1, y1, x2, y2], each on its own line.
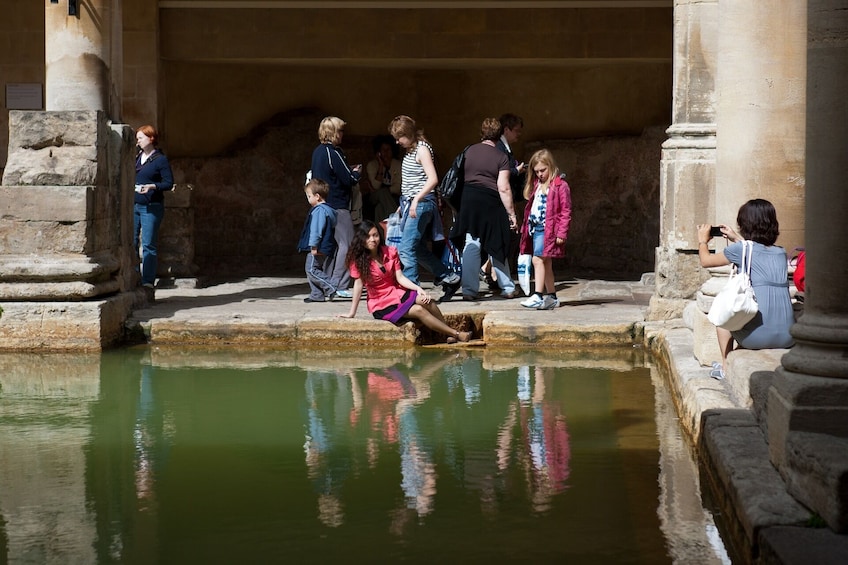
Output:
[373, 289, 418, 324]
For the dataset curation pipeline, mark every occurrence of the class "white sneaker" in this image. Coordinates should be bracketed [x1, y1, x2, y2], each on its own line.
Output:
[521, 294, 544, 308]
[441, 272, 461, 285]
[538, 295, 558, 310]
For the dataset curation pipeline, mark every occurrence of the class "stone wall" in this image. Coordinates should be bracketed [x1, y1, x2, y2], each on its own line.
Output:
[168, 109, 662, 280]
[539, 127, 664, 279]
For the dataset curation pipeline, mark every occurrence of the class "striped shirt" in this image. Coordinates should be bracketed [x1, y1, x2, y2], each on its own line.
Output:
[400, 140, 434, 200]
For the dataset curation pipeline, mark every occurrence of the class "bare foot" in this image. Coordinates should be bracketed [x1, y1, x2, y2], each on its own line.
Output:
[457, 331, 472, 343]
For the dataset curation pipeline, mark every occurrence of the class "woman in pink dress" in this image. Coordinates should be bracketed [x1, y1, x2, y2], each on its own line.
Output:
[338, 221, 472, 344]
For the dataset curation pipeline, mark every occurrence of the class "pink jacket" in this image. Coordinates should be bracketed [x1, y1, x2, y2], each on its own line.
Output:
[518, 175, 572, 258]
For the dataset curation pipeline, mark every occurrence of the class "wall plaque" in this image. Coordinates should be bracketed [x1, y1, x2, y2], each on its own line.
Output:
[5, 83, 44, 110]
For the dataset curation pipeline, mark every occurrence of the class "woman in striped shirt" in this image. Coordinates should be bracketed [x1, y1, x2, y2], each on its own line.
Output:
[388, 115, 460, 294]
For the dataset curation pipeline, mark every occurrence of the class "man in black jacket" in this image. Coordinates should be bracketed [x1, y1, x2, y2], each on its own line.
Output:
[496, 113, 527, 203]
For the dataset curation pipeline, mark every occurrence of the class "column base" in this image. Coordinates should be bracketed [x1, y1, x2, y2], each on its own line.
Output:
[0, 291, 140, 351]
[769, 366, 848, 532]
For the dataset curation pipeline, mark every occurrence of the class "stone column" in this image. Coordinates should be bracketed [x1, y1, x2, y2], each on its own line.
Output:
[0, 0, 135, 350]
[45, 0, 122, 120]
[648, 0, 718, 321]
[714, 0, 806, 251]
[769, 0, 848, 534]
[691, 0, 807, 365]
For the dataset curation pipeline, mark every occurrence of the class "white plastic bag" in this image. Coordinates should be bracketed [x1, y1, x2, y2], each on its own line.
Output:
[517, 254, 533, 296]
[385, 212, 402, 248]
[708, 241, 758, 331]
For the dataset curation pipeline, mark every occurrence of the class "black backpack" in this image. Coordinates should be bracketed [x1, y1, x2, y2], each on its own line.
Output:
[436, 146, 469, 212]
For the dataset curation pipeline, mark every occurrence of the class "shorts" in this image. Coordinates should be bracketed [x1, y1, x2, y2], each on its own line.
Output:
[533, 229, 545, 257]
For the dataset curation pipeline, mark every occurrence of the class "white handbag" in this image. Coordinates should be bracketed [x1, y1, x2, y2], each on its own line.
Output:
[708, 240, 759, 331]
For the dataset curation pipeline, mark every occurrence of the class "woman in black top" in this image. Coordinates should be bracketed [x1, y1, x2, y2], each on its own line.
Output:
[134, 124, 173, 291]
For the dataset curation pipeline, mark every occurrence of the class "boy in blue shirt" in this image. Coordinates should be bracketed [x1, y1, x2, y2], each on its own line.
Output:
[298, 179, 338, 302]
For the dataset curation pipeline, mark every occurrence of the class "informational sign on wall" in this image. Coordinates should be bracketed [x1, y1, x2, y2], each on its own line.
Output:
[5, 83, 43, 110]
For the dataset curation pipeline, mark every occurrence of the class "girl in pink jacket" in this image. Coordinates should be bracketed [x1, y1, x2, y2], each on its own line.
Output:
[518, 149, 573, 310]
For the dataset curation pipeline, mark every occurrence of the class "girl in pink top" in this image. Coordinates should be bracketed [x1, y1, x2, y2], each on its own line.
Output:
[339, 221, 471, 344]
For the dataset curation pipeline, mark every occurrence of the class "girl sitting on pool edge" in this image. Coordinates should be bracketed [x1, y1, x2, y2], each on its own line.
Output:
[337, 220, 472, 344]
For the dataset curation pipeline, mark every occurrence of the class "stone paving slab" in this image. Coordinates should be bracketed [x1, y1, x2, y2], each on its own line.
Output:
[127, 276, 652, 347]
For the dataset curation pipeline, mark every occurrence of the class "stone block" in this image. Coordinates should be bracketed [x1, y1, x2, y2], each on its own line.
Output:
[0, 219, 88, 255]
[645, 294, 687, 321]
[759, 525, 848, 565]
[0, 292, 136, 351]
[725, 349, 786, 409]
[784, 432, 848, 533]
[654, 246, 708, 299]
[693, 307, 721, 366]
[749, 370, 776, 437]
[699, 409, 810, 561]
[0, 280, 119, 301]
[0, 185, 92, 222]
[682, 299, 697, 329]
[3, 110, 109, 187]
[482, 311, 642, 347]
[768, 368, 848, 474]
[0, 253, 119, 283]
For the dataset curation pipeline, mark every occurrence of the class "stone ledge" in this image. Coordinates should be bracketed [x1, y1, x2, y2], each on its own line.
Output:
[482, 308, 644, 346]
[648, 326, 736, 438]
[0, 253, 120, 280]
[699, 409, 811, 561]
[726, 348, 788, 408]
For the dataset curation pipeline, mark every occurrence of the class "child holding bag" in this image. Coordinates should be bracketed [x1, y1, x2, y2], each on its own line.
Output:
[518, 149, 572, 310]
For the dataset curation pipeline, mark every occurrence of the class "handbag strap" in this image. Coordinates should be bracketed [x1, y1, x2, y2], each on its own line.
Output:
[740, 240, 753, 277]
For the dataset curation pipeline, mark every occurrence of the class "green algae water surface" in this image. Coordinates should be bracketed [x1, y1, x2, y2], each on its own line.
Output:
[0, 348, 729, 564]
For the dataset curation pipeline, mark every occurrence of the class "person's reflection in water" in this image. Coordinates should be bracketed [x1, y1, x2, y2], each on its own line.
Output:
[497, 365, 572, 513]
[303, 370, 354, 528]
[382, 356, 456, 534]
[134, 363, 169, 508]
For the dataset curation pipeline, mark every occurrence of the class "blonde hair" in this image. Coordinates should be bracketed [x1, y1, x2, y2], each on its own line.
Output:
[388, 115, 428, 152]
[318, 116, 346, 144]
[480, 118, 501, 141]
[523, 149, 561, 201]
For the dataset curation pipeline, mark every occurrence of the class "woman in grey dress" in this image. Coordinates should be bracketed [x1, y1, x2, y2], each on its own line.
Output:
[697, 199, 794, 378]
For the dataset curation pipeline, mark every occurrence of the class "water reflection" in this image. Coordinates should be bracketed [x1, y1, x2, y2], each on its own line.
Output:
[0, 348, 729, 564]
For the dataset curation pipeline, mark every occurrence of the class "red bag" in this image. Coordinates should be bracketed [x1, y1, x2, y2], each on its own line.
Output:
[792, 249, 806, 292]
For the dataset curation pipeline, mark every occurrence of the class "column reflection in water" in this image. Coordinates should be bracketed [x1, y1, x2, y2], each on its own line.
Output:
[0, 348, 732, 563]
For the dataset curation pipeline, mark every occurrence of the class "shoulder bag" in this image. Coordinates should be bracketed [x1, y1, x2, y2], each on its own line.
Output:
[708, 240, 759, 331]
[436, 146, 468, 211]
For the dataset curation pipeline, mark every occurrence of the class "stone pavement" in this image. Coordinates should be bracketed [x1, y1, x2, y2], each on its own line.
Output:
[126, 276, 654, 348]
[125, 275, 848, 564]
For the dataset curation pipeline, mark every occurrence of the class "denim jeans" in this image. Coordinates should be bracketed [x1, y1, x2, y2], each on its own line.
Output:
[133, 202, 164, 286]
[460, 233, 515, 297]
[398, 197, 447, 285]
[305, 253, 336, 300]
[533, 229, 545, 257]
